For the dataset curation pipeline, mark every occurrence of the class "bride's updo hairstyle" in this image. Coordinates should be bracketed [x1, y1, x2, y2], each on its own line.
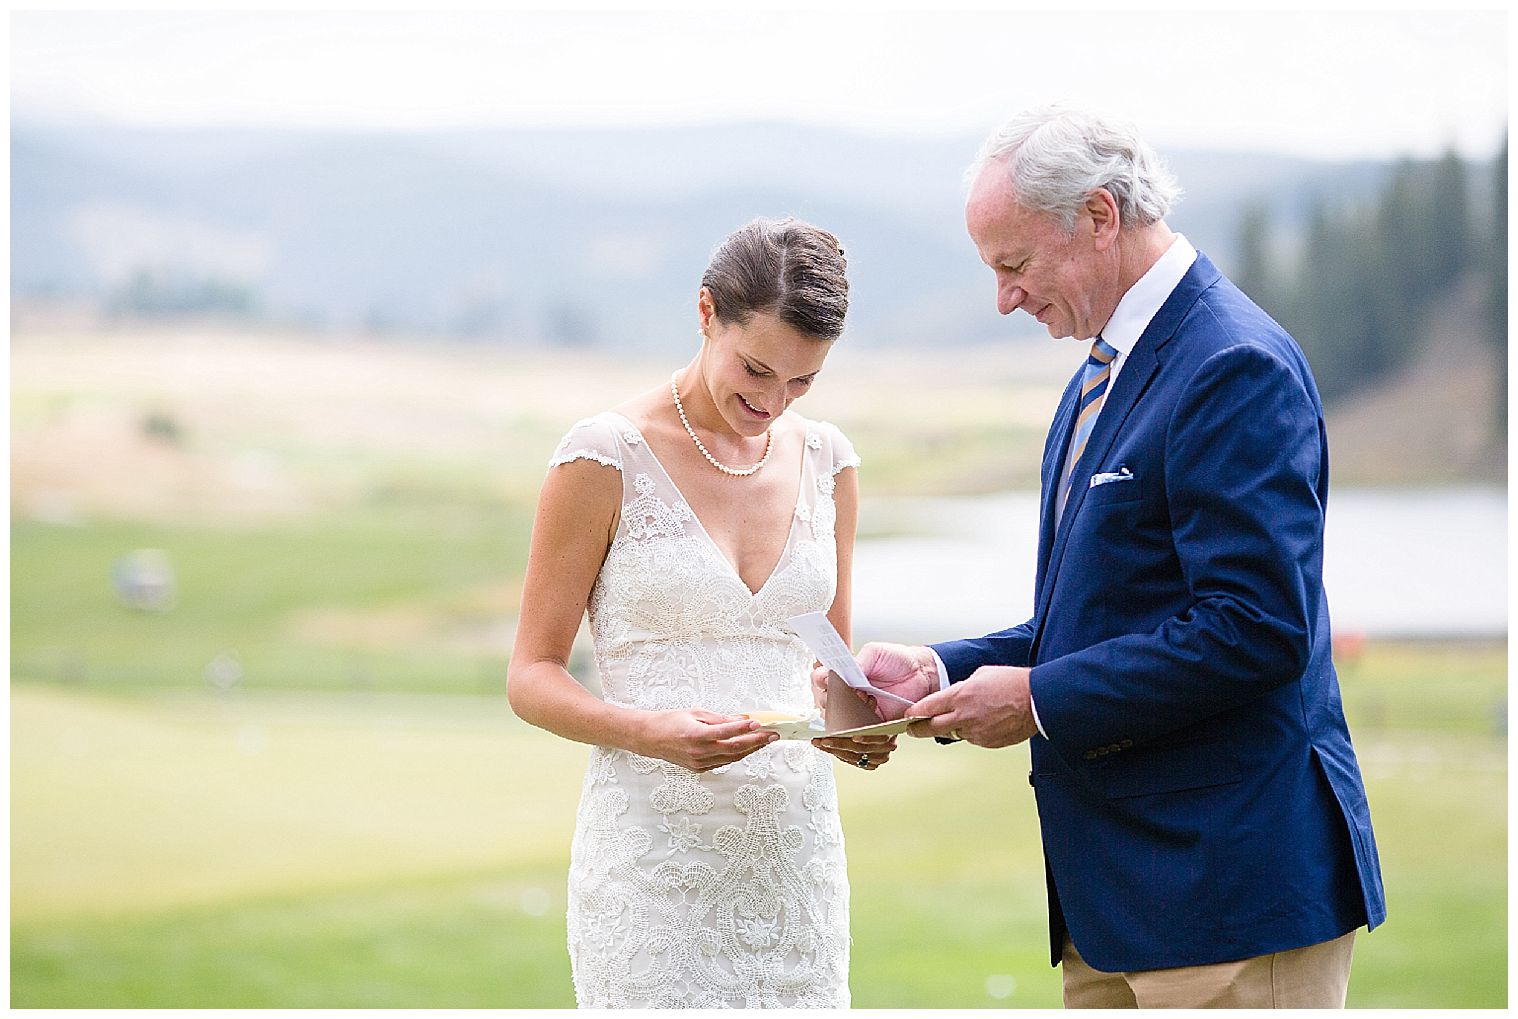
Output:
[700, 217, 849, 342]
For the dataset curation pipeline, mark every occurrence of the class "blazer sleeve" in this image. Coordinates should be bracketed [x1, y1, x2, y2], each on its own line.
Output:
[1028, 342, 1323, 758]
[931, 620, 1035, 683]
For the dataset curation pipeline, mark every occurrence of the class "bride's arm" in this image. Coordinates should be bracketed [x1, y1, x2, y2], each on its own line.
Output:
[826, 464, 859, 647]
[506, 458, 774, 772]
[812, 465, 899, 770]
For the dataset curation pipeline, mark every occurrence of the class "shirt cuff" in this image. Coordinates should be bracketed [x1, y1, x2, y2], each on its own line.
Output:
[930, 649, 951, 691]
[1030, 686, 1046, 739]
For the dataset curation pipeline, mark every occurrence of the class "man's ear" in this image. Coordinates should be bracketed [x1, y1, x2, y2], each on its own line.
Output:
[1085, 188, 1121, 251]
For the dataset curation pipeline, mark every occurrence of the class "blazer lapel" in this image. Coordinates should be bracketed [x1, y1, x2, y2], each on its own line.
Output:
[1034, 369, 1083, 599]
[1056, 342, 1160, 531]
[1027, 251, 1223, 656]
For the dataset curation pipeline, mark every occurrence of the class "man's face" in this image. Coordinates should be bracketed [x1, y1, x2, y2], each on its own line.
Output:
[965, 166, 1112, 341]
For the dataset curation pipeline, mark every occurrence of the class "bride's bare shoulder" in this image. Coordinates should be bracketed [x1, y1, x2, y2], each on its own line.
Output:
[610, 384, 675, 439]
[780, 408, 819, 443]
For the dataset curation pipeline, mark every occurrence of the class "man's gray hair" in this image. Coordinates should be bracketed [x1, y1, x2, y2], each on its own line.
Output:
[966, 104, 1182, 234]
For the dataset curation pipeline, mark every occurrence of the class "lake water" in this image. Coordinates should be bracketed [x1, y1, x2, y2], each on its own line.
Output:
[852, 486, 1506, 642]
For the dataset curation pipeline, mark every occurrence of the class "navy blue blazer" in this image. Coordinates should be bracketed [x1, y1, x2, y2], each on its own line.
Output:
[933, 252, 1385, 973]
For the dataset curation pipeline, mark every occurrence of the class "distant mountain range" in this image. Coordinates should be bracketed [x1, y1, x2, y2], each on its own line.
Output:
[12, 120, 1395, 349]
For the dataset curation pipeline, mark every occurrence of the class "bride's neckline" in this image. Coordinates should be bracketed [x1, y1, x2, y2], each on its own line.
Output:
[604, 410, 808, 599]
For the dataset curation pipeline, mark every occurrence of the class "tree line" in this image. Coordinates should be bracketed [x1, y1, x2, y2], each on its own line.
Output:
[1234, 139, 1507, 411]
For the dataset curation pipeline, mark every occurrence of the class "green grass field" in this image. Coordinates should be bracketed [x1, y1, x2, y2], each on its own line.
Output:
[11, 330, 1508, 1007]
[10, 639, 1507, 1008]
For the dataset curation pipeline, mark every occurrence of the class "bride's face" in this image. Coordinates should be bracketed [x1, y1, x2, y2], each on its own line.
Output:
[697, 294, 832, 437]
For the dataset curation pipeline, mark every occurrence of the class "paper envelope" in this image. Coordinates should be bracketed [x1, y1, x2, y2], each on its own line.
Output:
[757, 672, 926, 740]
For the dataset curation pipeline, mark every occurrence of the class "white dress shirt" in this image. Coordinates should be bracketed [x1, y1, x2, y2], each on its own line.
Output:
[1053, 234, 1198, 521]
[931, 235, 1199, 738]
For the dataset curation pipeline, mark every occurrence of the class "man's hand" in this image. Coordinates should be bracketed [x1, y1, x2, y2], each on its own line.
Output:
[906, 665, 1038, 748]
[853, 642, 940, 720]
[810, 642, 939, 723]
[809, 659, 900, 768]
[806, 642, 938, 769]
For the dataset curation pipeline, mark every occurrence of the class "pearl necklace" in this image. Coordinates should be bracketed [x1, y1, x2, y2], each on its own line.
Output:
[670, 372, 774, 477]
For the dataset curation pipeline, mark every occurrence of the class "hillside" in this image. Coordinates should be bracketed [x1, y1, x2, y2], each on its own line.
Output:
[1323, 278, 1506, 485]
[12, 121, 1394, 350]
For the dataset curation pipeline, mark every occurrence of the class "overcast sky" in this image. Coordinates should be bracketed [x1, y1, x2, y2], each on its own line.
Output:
[10, 8, 1509, 160]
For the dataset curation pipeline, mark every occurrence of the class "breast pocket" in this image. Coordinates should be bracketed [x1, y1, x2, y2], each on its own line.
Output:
[1081, 472, 1144, 508]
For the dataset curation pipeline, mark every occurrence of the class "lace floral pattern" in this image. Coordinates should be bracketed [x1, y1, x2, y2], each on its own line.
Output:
[549, 411, 859, 1008]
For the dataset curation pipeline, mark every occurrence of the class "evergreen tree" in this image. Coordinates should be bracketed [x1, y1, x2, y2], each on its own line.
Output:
[1262, 149, 1487, 405]
[1374, 159, 1428, 366]
[1428, 147, 1473, 283]
[1286, 201, 1389, 401]
[1234, 202, 1276, 311]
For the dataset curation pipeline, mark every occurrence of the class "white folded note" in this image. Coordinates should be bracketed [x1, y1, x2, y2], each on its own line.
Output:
[746, 612, 927, 740]
[786, 611, 917, 707]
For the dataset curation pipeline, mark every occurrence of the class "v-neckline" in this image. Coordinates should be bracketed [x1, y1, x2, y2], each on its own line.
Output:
[606, 411, 807, 599]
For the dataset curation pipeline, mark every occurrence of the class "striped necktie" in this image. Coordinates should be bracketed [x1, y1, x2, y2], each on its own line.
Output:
[1062, 336, 1119, 500]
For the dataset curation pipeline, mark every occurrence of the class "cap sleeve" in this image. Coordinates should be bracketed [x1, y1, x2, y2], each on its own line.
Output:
[813, 420, 860, 476]
[548, 414, 625, 472]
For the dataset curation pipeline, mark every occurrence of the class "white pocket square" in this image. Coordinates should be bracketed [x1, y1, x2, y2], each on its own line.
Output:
[1089, 467, 1135, 488]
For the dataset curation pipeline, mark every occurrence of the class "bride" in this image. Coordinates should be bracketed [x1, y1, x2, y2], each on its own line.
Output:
[508, 217, 894, 1008]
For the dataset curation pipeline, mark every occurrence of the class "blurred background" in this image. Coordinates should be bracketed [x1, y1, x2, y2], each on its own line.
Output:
[9, 8, 1508, 1008]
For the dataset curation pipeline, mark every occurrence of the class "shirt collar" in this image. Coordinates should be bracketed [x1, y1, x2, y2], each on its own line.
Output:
[1098, 234, 1197, 357]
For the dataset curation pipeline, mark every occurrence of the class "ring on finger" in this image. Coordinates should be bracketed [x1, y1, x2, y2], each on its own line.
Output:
[949, 729, 963, 741]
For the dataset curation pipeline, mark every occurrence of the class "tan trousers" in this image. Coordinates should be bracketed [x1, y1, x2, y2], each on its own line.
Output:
[1061, 931, 1356, 1008]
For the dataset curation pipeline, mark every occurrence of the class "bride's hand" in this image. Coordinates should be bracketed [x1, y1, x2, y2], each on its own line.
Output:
[636, 709, 778, 772]
[810, 663, 832, 713]
[808, 671, 898, 770]
[813, 732, 898, 770]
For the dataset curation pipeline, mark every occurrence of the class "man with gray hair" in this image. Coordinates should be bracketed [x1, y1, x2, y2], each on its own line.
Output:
[849, 105, 1386, 1006]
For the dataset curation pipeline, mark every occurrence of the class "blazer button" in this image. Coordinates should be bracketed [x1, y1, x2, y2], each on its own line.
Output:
[1028, 771, 1035, 787]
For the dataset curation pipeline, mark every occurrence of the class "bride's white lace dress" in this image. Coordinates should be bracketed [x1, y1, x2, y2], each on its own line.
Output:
[548, 410, 860, 1009]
